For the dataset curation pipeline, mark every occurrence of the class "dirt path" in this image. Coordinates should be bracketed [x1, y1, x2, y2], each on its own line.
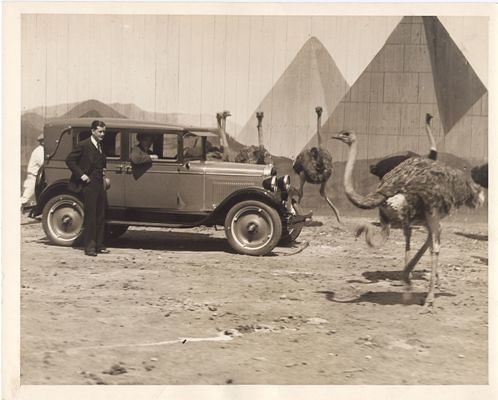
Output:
[20, 214, 488, 384]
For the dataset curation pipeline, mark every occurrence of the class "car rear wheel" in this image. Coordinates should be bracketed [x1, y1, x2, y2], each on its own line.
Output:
[224, 200, 282, 256]
[42, 194, 84, 246]
[279, 201, 305, 246]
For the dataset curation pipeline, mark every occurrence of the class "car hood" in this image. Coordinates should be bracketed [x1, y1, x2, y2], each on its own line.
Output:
[190, 161, 274, 176]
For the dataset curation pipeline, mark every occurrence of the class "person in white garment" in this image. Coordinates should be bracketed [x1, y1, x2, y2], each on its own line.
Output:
[21, 133, 44, 209]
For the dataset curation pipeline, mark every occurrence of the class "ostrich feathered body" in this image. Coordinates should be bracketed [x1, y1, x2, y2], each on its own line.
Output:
[370, 151, 419, 179]
[293, 147, 333, 183]
[234, 145, 271, 165]
[376, 157, 483, 225]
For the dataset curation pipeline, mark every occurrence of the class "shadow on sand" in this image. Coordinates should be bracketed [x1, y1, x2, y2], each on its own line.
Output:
[347, 270, 427, 284]
[454, 232, 488, 241]
[105, 230, 234, 253]
[317, 290, 455, 306]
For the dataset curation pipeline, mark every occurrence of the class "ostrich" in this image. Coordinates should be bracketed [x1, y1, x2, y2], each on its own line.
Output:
[235, 112, 272, 164]
[292, 106, 341, 223]
[370, 113, 436, 179]
[471, 163, 488, 189]
[332, 129, 485, 307]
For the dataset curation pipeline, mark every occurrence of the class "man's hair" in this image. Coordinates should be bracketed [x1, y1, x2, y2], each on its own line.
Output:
[137, 133, 153, 142]
[91, 120, 106, 130]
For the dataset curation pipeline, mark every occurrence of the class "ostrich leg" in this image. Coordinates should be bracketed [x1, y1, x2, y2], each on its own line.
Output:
[297, 172, 306, 203]
[319, 181, 342, 224]
[403, 226, 412, 271]
[402, 233, 431, 287]
[424, 212, 442, 307]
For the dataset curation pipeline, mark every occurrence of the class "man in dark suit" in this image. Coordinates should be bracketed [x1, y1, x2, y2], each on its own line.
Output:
[66, 120, 109, 256]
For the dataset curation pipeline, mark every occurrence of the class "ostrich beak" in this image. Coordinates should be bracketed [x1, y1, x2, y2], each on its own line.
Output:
[331, 135, 341, 140]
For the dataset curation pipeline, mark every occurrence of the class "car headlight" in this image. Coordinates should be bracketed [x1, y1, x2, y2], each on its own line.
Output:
[263, 176, 278, 192]
[277, 175, 291, 192]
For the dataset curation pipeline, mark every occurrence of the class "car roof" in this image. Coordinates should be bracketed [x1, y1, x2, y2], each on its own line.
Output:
[44, 117, 219, 136]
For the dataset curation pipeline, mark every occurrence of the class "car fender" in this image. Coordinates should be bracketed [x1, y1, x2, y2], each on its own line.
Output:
[33, 179, 79, 216]
[206, 187, 284, 225]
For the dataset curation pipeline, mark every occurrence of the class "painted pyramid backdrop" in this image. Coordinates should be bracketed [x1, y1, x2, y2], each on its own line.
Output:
[315, 16, 487, 165]
[237, 37, 350, 158]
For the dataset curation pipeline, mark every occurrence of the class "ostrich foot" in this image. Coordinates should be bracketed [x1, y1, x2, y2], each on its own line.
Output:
[401, 277, 413, 302]
[422, 293, 435, 309]
[402, 291, 413, 303]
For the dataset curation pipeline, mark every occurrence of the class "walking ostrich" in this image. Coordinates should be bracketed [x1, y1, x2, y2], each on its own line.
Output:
[370, 113, 436, 179]
[332, 129, 485, 307]
[235, 112, 272, 164]
[292, 106, 341, 223]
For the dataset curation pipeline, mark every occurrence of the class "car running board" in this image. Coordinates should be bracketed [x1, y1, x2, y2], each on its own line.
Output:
[106, 220, 206, 229]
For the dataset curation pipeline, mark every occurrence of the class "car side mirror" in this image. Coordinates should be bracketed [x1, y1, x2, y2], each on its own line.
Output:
[184, 161, 190, 170]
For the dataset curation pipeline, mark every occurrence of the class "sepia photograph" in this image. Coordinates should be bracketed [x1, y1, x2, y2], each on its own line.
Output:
[3, 1, 497, 399]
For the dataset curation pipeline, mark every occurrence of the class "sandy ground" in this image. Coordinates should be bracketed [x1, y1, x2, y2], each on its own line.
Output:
[20, 212, 488, 385]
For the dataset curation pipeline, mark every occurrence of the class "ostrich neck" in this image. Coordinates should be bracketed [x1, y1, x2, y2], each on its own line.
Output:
[257, 126, 264, 149]
[220, 120, 229, 149]
[343, 140, 385, 209]
[344, 141, 358, 196]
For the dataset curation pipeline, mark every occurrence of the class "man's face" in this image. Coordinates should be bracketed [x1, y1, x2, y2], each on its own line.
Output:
[141, 136, 153, 149]
[92, 126, 106, 142]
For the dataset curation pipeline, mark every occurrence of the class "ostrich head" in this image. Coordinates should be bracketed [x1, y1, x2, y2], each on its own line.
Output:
[466, 181, 486, 209]
[222, 110, 232, 118]
[426, 113, 433, 124]
[331, 129, 357, 146]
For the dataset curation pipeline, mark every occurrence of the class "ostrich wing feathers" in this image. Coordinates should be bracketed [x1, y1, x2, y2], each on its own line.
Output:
[293, 148, 333, 183]
[377, 157, 482, 217]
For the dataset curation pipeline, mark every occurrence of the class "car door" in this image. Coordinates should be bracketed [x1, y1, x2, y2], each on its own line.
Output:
[76, 128, 125, 207]
[123, 131, 181, 210]
[103, 129, 126, 207]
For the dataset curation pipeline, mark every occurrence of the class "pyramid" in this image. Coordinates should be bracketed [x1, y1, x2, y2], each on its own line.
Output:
[236, 37, 349, 158]
[315, 16, 487, 166]
[423, 16, 487, 134]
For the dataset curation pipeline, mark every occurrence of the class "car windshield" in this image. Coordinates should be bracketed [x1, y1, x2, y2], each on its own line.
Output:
[183, 132, 223, 161]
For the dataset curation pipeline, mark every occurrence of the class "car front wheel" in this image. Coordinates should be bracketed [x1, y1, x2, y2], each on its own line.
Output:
[42, 194, 84, 246]
[224, 200, 282, 256]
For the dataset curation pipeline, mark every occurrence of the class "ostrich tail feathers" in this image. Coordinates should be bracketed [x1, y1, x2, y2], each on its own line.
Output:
[354, 224, 368, 238]
[354, 223, 390, 248]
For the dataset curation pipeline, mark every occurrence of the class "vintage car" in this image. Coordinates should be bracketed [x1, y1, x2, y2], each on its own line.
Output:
[32, 118, 311, 256]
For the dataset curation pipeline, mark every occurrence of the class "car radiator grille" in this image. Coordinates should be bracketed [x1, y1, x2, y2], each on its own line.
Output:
[212, 181, 259, 204]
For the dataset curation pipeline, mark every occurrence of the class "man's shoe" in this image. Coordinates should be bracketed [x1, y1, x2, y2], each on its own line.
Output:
[85, 250, 97, 257]
[97, 248, 110, 254]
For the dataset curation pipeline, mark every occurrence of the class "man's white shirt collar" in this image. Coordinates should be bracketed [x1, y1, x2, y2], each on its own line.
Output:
[90, 135, 99, 150]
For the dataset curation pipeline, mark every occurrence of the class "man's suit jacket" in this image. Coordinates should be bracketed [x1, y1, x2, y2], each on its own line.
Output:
[66, 138, 107, 193]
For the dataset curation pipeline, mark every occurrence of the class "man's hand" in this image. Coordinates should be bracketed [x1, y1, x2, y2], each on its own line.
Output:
[81, 174, 91, 183]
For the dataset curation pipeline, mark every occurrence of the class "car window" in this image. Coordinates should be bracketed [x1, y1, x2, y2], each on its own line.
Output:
[102, 131, 121, 158]
[162, 134, 178, 159]
[130, 132, 178, 161]
[77, 129, 121, 159]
